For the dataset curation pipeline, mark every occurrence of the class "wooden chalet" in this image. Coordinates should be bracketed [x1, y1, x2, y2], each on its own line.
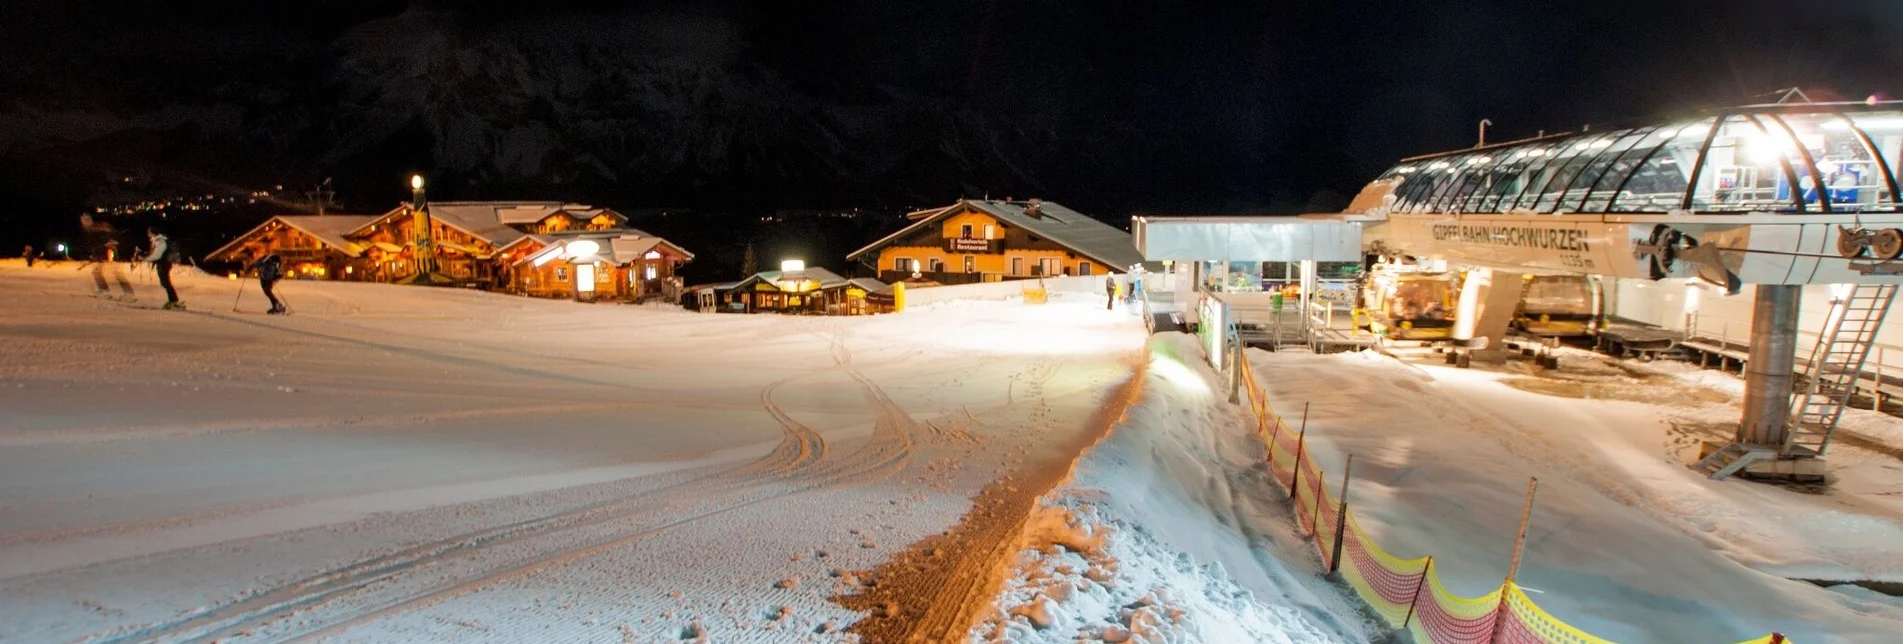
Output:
[204, 215, 378, 280]
[207, 202, 691, 300]
[510, 232, 694, 302]
[846, 198, 1145, 285]
[693, 266, 890, 315]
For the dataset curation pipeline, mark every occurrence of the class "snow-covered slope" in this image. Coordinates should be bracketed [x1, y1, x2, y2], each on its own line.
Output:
[0, 260, 1152, 642]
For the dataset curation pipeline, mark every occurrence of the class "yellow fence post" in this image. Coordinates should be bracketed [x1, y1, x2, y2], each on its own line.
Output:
[893, 281, 906, 312]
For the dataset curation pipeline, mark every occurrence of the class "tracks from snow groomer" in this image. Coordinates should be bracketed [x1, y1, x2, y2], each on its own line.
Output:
[86, 343, 927, 644]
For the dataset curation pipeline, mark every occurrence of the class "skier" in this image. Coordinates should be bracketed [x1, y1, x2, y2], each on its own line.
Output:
[145, 227, 183, 310]
[252, 253, 286, 314]
[22, 244, 36, 267]
[1105, 274, 1117, 310]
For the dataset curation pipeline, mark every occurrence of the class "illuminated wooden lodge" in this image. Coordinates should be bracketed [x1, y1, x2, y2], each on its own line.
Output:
[847, 198, 1144, 285]
[202, 215, 379, 280]
[692, 265, 892, 315]
[509, 233, 694, 302]
[207, 201, 691, 301]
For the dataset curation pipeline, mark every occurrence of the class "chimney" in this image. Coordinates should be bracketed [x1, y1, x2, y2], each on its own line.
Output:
[1025, 198, 1043, 217]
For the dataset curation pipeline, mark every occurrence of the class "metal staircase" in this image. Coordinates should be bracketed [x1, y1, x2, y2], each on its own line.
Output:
[1784, 284, 1898, 456]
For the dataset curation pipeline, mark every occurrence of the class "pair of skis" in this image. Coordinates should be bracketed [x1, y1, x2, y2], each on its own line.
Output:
[231, 278, 292, 315]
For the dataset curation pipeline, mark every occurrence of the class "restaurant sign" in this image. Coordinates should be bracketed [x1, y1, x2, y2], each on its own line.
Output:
[947, 237, 996, 252]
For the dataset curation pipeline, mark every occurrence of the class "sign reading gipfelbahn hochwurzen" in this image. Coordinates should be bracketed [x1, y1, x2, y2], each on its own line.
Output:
[1429, 224, 1592, 252]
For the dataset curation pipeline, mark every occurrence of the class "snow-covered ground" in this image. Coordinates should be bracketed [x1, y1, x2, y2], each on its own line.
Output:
[1249, 344, 1903, 643]
[0, 260, 1155, 642]
[974, 335, 1373, 644]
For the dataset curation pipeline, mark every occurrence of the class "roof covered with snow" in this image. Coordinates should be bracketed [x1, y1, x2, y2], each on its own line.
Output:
[207, 215, 378, 260]
[848, 199, 1144, 271]
[513, 231, 694, 267]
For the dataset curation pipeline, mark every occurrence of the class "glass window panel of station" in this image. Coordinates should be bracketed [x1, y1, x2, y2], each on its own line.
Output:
[1457, 153, 1519, 212]
[1503, 142, 1578, 212]
[1393, 162, 1449, 212]
[1553, 127, 1655, 213]
[1431, 154, 1499, 212]
[1774, 112, 1891, 212]
[1611, 118, 1714, 212]
[1840, 112, 1903, 209]
[1476, 145, 1550, 212]
[1577, 127, 1668, 213]
[1691, 115, 1808, 212]
[1409, 156, 1473, 212]
[1529, 132, 1624, 212]
[1437, 154, 1500, 213]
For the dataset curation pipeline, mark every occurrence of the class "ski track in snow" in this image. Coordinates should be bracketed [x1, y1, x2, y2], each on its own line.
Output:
[0, 262, 1153, 643]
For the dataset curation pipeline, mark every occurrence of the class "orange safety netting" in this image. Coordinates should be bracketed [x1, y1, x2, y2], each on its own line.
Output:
[1234, 350, 1786, 644]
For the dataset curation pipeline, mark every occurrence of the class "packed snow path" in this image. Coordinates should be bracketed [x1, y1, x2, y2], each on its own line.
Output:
[0, 262, 1147, 642]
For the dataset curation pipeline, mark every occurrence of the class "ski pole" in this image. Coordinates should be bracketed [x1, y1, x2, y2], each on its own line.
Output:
[232, 276, 246, 312]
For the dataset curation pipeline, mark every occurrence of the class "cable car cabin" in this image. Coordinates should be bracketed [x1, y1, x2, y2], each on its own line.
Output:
[1513, 274, 1604, 338]
[1363, 268, 1459, 341]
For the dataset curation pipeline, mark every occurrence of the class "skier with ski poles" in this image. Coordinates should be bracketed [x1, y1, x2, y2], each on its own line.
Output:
[251, 253, 286, 314]
[144, 227, 183, 310]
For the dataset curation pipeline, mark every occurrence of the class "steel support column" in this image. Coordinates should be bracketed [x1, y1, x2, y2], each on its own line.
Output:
[1737, 285, 1802, 446]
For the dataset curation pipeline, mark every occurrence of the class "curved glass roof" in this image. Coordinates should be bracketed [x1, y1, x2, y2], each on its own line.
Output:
[1375, 102, 1903, 214]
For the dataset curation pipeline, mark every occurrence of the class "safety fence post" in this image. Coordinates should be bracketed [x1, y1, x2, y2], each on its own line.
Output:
[1288, 413, 1309, 500]
[1328, 454, 1353, 574]
[1308, 469, 1325, 539]
[1506, 477, 1539, 582]
[1491, 477, 1540, 642]
[1401, 556, 1431, 630]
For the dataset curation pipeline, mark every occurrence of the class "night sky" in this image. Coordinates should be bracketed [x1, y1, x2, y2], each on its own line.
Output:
[3, 0, 1901, 277]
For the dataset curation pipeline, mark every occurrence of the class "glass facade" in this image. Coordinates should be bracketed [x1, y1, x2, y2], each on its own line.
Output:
[1377, 105, 1903, 214]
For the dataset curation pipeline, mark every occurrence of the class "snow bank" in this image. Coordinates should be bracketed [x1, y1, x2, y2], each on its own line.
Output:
[975, 335, 1372, 643]
[1249, 347, 1903, 643]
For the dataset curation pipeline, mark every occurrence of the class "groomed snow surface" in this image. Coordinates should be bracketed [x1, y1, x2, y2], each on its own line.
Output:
[0, 260, 1165, 643]
[1250, 344, 1903, 643]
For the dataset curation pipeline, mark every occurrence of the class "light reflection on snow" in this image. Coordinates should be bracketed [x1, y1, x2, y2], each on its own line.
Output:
[1149, 354, 1210, 400]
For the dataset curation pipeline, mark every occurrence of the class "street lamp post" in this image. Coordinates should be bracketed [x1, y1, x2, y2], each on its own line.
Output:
[399, 174, 447, 285]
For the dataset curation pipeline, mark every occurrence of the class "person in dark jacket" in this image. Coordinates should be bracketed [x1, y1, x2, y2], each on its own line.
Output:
[1105, 274, 1117, 310]
[145, 227, 182, 309]
[252, 253, 286, 314]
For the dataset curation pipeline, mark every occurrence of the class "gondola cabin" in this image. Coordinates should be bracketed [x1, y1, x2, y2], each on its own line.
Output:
[1513, 274, 1605, 337]
[1363, 265, 1459, 341]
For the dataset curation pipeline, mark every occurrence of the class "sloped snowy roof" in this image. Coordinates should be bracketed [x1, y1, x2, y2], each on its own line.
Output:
[421, 203, 537, 246]
[512, 232, 694, 267]
[348, 202, 650, 249]
[848, 199, 1143, 271]
[845, 277, 891, 294]
[207, 215, 377, 260]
